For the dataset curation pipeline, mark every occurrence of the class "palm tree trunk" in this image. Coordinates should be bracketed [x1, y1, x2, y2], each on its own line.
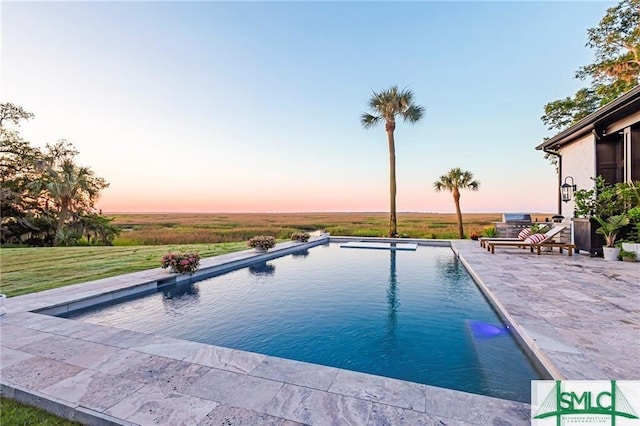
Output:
[54, 203, 69, 246]
[386, 129, 397, 237]
[453, 190, 463, 239]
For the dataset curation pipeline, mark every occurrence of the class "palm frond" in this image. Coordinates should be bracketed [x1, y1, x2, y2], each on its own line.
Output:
[402, 105, 425, 123]
[361, 113, 381, 128]
[433, 168, 480, 192]
[362, 86, 424, 128]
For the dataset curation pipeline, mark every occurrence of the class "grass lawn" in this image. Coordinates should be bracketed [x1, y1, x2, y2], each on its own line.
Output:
[0, 242, 246, 297]
[0, 397, 81, 425]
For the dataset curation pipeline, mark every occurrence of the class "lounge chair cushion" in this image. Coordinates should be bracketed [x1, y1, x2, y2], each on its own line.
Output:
[518, 229, 531, 240]
[524, 233, 546, 244]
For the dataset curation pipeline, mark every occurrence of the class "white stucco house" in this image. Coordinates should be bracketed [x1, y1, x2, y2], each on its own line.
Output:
[536, 85, 640, 255]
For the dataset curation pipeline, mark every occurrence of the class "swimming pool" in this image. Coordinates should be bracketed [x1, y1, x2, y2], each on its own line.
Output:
[66, 242, 541, 402]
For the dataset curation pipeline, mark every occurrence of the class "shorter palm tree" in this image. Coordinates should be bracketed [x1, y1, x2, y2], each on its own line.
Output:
[434, 168, 479, 239]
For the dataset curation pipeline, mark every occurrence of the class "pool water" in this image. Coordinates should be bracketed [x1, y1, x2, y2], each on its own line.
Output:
[67, 243, 541, 402]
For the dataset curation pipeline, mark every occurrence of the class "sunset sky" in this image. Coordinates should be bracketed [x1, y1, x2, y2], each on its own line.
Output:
[2, 1, 614, 213]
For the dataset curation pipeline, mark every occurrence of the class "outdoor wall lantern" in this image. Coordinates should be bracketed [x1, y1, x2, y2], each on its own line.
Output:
[561, 176, 577, 203]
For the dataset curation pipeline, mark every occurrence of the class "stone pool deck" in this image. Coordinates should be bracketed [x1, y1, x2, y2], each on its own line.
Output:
[1, 238, 638, 425]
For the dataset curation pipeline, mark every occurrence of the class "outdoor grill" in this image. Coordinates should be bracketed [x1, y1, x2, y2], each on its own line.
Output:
[501, 213, 532, 224]
[498, 213, 532, 238]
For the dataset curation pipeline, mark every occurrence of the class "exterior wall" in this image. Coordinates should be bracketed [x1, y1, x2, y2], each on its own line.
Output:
[605, 110, 640, 135]
[559, 133, 596, 218]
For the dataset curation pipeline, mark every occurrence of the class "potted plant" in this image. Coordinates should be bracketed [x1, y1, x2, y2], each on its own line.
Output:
[573, 177, 629, 256]
[594, 214, 629, 261]
[161, 252, 201, 274]
[621, 206, 640, 260]
[291, 232, 310, 242]
[619, 248, 637, 262]
[248, 235, 276, 252]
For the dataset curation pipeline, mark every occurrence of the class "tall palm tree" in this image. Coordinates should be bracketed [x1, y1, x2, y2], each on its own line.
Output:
[361, 86, 424, 237]
[434, 168, 479, 239]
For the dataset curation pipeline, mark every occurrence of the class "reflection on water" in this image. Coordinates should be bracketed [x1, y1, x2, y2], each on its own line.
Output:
[161, 283, 200, 316]
[386, 250, 398, 337]
[248, 262, 276, 276]
[436, 256, 474, 302]
[291, 249, 310, 259]
[436, 256, 464, 279]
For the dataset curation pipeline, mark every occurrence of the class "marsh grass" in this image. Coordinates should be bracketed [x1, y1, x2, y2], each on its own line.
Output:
[111, 212, 551, 245]
[1, 212, 552, 297]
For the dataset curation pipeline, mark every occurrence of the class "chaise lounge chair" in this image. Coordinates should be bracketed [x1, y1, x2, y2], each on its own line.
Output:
[479, 225, 550, 248]
[486, 225, 575, 255]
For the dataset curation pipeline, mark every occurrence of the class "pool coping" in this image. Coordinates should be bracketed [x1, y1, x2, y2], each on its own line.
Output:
[1, 237, 552, 425]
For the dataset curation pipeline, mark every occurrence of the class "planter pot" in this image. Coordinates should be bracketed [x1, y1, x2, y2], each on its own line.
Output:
[0, 294, 6, 316]
[622, 256, 636, 262]
[573, 218, 605, 256]
[621, 242, 640, 261]
[602, 247, 620, 261]
[253, 247, 268, 253]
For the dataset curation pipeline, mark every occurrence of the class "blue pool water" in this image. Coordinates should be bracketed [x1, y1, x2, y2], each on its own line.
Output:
[67, 243, 541, 401]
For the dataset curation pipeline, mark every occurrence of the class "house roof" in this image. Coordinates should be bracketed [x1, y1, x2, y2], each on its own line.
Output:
[536, 85, 640, 152]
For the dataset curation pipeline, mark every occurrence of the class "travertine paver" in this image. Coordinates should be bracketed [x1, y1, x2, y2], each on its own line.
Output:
[197, 404, 303, 426]
[128, 335, 204, 360]
[1, 356, 85, 390]
[328, 369, 426, 411]
[0, 347, 35, 368]
[40, 369, 146, 411]
[104, 384, 220, 425]
[250, 356, 339, 391]
[183, 344, 265, 373]
[367, 402, 475, 426]
[1, 238, 638, 425]
[263, 383, 372, 425]
[452, 239, 640, 380]
[183, 368, 285, 412]
[423, 384, 531, 424]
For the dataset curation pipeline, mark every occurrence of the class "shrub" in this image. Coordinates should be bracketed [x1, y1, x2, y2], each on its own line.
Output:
[291, 232, 310, 242]
[574, 176, 628, 219]
[529, 223, 548, 234]
[483, 225, 498, 238]
[619, 248, 637, 261]
[161, 252, 200, 274]
[247, 235, 276, 250]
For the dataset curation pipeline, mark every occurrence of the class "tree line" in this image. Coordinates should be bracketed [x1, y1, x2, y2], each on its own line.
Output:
[0, 103, 118, 246]
[541, 0, 639, 156]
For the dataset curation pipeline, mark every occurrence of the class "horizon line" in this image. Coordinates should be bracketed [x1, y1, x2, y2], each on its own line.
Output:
[102, 211, 554, 215]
